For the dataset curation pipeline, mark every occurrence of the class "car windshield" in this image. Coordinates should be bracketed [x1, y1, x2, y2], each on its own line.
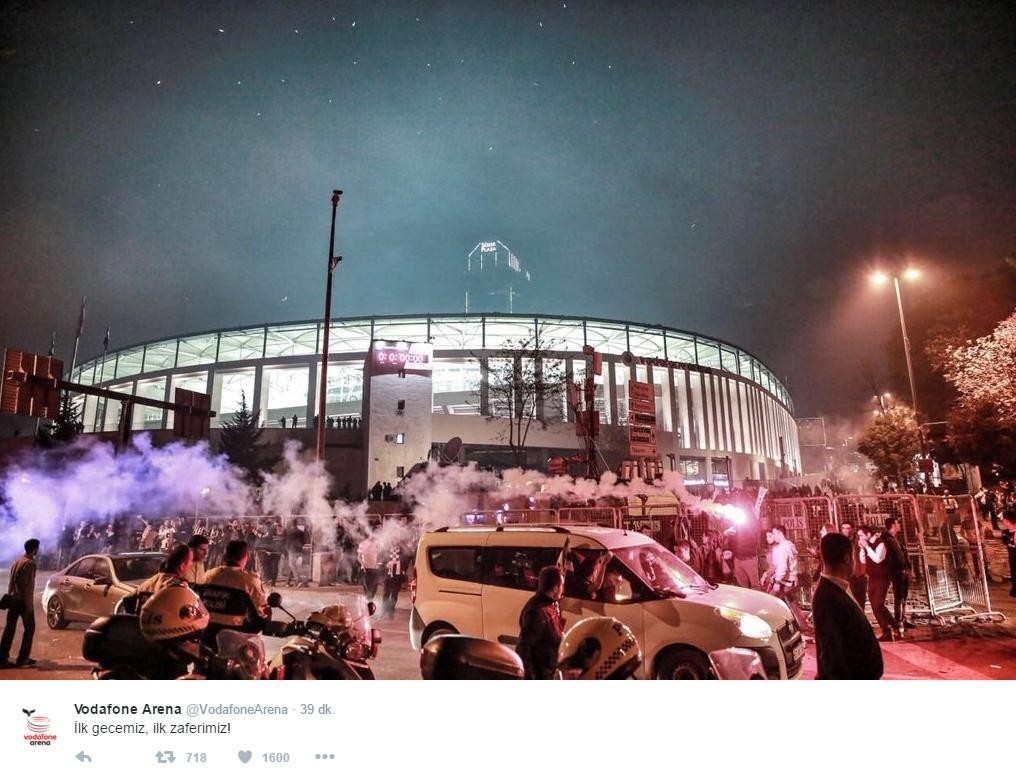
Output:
[614, 543, 711, 595]
[112, 556, 162, 582]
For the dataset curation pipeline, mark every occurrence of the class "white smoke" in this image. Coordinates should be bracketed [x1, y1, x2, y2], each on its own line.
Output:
[0, 435, 752, 564]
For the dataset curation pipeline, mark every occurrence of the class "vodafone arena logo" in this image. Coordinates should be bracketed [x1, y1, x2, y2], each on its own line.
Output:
[22, 708, 57, 746]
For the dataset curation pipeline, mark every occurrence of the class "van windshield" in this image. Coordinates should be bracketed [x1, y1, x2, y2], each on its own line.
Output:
[614, 543, 711, 595]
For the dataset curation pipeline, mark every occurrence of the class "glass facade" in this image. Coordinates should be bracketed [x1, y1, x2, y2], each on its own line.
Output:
[134, 377, 168, 430]
[211, 370, 256, 427]
[323, 362, 363, 419]
[265, 324, 317, 358]
[219, 329, 264, 363]
[261, 366, 310, 426]
[432, 359, 481, 415]
[74, 313, 798, 475]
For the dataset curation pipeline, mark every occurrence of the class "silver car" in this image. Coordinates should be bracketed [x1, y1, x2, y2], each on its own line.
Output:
[42, 553, 164, 629]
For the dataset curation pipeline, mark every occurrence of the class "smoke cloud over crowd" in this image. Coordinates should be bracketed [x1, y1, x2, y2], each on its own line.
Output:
[0, 435, 749, 563]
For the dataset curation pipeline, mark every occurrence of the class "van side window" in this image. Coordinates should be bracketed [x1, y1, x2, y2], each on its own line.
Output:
[428, 547, 481, 582]
[563, 550, 636, 603]
[484, 547, 559, 591]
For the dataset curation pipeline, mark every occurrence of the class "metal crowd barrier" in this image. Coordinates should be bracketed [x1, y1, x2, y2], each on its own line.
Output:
[831, 494, 1004, 624]
[759, 497, 836, 610]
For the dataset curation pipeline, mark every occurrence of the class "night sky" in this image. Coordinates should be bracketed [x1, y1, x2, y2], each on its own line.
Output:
[1, 1, 1013, 419]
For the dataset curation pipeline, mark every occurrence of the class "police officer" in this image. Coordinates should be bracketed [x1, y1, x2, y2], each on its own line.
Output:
[0, 539, 39, 668]
[203, 540, 269, 619]
[516, 566, 565, 679]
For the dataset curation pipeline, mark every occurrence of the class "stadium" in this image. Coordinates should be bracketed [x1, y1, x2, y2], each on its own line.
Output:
[68, 310, 801, 496]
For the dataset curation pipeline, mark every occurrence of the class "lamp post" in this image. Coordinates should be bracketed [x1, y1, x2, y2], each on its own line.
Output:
[316, 190, 343, 462]
[871, 266, 923, 452]
[195, 486, 210, 521]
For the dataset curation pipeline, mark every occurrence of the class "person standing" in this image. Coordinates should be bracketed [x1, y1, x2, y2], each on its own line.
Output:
[281, 519, 307, 587]
[812, 533, 883, 679]
[137, 543, 192, 595]
[516, 566, 565, 680]
[858, 526, 900, 641]
[1002, 510, 1016, 598]
[357, 531, 382, 602]
[139, 520, 157, 552]
[380, 542, 407, 619]
[884, 519, 913, 632]
[185, 534, 210, 585]
[839, 521, 868, 610]
[766, 526, 813, 634]
[730, 510, 762, 590]
[1, 539, 40, 668]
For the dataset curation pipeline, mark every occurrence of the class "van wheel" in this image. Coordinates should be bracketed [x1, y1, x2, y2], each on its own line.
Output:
[47, 597, 69, 630]
[655, 648, 711, 680]
[423, 624, 457, 644]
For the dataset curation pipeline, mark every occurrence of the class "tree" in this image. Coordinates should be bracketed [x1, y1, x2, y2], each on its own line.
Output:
[940, 400, 1016, 479]
[38, 392, 83, 446]
[855, 406, 921, 489]
[217, 391, 274, 483]
[928, 307, 1016, 475]
[482, 331, 567, 468]
[936, 308, 1016, 421]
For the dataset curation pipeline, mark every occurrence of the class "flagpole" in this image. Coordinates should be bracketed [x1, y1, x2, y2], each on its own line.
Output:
[98, 326, 110, 384]
[69, 295, 86, 381]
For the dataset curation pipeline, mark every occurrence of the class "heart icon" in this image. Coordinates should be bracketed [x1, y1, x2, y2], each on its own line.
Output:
[238, 751, 252, 764]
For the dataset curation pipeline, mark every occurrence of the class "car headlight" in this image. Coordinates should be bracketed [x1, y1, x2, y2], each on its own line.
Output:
[718, 607, 773, 641]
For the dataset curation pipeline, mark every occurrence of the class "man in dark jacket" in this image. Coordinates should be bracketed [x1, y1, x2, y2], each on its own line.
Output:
[1, 538, 40, 668]
[516, 566, 565, 680]
[813, 533, 883, 680]
[1002, 510, 1016, 598]
[885, 519, 913, 632]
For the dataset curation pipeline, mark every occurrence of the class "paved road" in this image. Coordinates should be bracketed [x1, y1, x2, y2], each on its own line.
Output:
[0, 576, 421, 680]
[2, 573, 1014, 680]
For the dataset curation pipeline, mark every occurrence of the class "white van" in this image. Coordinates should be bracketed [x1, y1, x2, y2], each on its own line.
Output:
[410, 524, 805, 679]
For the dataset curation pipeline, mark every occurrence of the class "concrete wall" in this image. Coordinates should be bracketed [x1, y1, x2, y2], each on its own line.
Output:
[363, 370, 433, 488]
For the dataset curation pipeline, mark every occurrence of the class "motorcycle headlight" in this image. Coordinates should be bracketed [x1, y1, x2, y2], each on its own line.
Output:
[718, 607, 773, 641]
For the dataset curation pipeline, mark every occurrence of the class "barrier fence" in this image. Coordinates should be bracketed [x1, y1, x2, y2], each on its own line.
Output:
[759, 497, 836, 609]
[86, 497, 1006, 622]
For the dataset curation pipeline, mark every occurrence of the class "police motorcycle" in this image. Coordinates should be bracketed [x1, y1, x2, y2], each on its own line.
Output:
[420, 617, 643, 680]
[83, 585, 303, 680]
[266, 593, 381, 680]
[419, 616, 766, 680]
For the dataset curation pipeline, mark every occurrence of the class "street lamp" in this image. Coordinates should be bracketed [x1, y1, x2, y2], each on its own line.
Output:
[870, 265, 922, 449]
[195, 486, 210, 521]
[316, 190, 343, 462]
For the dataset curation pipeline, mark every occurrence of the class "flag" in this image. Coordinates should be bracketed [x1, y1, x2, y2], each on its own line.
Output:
[103, 326, 110, 352]
[48, 332, 56, 357]
[555, 535, 571, 570]
[75, 296, 87, 338]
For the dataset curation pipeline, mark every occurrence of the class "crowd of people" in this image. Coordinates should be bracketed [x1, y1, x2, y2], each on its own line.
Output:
[975, 481, 1016, 529]
[48, 508, 422, 602]
[55, 515, 314, 586]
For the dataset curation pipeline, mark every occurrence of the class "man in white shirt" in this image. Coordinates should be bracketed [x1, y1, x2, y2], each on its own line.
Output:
[766, 526, 813, 634]
[858, 526, 900, 641]
[357, 532, 382, 602]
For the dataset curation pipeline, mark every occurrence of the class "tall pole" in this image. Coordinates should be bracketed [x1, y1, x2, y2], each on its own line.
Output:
[893, 275, 924, 454]
[316, 190, 343, 462]
[69, 296, 86, 381]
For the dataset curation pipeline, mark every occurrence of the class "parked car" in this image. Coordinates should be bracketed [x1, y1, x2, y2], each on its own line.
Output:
[42, 552, 164, 629]
[410, 525, 805, 680]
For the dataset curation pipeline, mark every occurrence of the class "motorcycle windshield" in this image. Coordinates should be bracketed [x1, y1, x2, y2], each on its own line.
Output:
[216, 630, 267, 679]
[330, 594, 374, 646]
